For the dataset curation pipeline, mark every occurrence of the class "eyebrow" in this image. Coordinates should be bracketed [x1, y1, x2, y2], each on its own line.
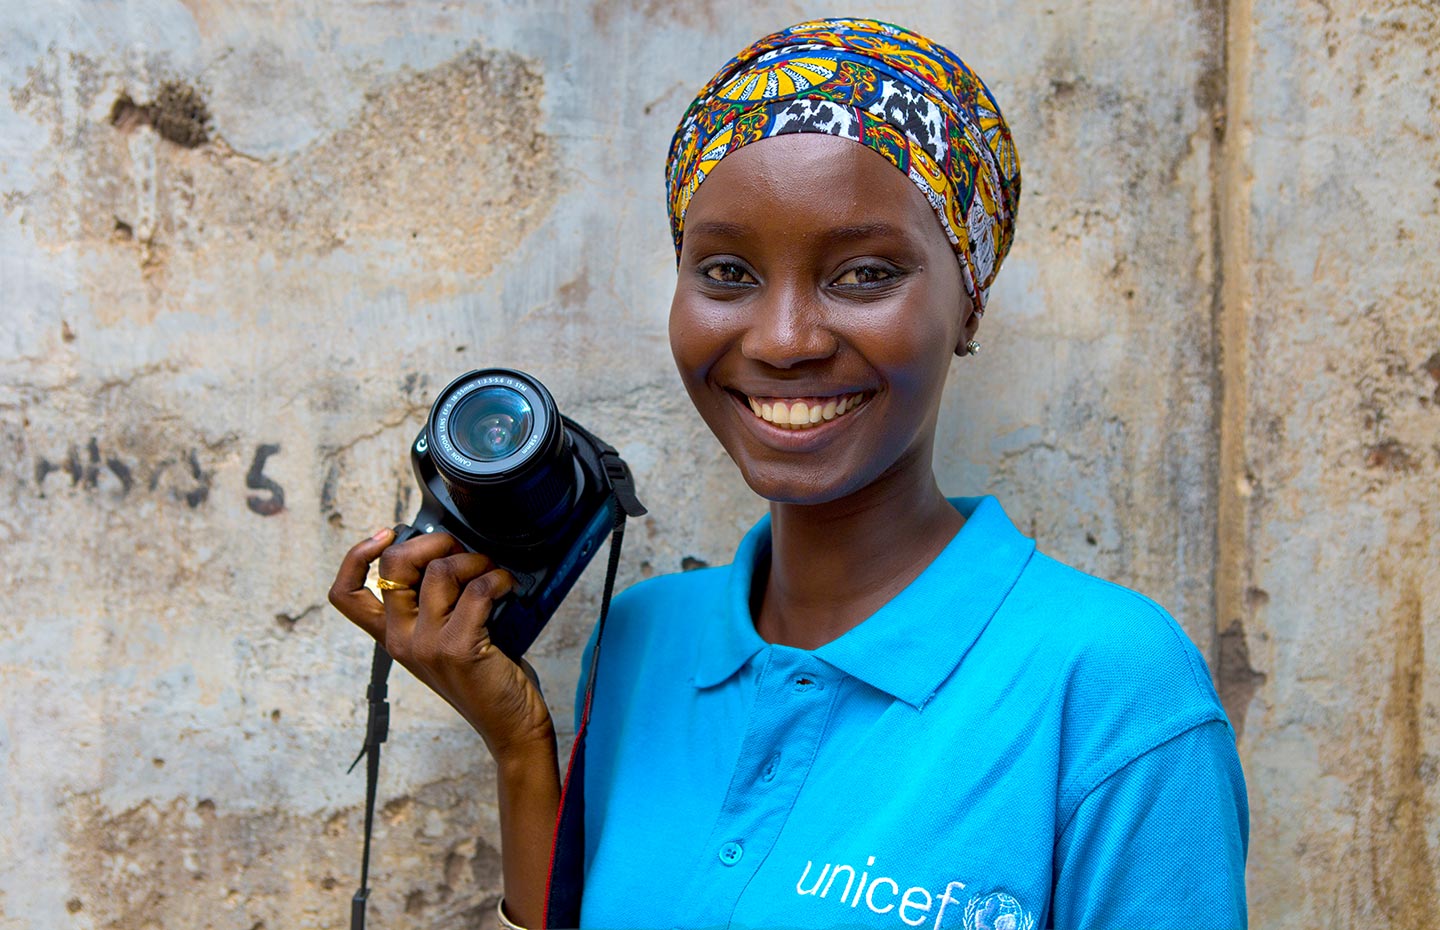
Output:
[684, 220, 752, 239]
[684, 220, 910, 243]
[818, 222, 909, 243]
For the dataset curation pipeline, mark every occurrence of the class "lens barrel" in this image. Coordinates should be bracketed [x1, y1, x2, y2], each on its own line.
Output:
[426, 370, 577, 544]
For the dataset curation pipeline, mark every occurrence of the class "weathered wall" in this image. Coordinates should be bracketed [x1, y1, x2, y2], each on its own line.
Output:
[1222, 1, 1440, 926]
[0, 1, 1433, 928]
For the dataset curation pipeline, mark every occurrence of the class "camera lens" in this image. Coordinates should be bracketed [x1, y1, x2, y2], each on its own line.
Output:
[425, 369, 579, 546]
[450, 387, 534, 462]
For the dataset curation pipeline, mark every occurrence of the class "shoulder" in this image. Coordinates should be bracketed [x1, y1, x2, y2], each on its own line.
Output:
[996, 551, 1233, 809]
[1004, 550, 1218, 701]
[601, 566, 730, 650]
[611, 566, 730, 622]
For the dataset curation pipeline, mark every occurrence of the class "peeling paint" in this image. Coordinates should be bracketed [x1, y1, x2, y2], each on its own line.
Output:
[9, 42, 563, 311]
[62, 777, 505, 930]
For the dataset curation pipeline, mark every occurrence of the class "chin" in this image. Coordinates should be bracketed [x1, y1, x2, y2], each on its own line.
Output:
[731, 456, 869, 506]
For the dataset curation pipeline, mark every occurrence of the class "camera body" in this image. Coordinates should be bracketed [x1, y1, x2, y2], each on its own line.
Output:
[395, 369, 641, 659]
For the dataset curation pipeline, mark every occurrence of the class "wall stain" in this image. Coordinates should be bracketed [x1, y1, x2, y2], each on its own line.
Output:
[109, 81, 211, 148]
[273, 602, 321, 631]
[1366, 438, 1420, 472]
[1216, 618, 1265, 738]
[1373, 577, 1438, 927]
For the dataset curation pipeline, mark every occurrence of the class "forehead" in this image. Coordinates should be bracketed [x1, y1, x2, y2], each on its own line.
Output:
[681, 133, 950, 250]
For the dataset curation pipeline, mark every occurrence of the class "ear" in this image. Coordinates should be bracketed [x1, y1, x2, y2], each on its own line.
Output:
[952, 293, 981, 357]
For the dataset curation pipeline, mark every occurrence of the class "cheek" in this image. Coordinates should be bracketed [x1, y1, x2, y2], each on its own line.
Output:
[667, 295, 734, 429]
[855, 305, 956, 387]
[668, 290, 732, 386]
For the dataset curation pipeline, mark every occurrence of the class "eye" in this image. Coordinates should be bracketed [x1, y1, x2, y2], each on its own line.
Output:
[701, 261, 757, 285]
[833, 264, 896, 287]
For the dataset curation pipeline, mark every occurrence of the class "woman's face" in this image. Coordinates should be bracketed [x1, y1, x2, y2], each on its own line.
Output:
[669, 132, 974, 505]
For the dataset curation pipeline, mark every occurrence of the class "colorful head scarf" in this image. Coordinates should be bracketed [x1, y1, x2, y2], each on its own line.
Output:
[665, 18, 1021, 314]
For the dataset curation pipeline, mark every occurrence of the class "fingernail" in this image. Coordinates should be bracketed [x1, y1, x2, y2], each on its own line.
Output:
[371, 527, 393, 541]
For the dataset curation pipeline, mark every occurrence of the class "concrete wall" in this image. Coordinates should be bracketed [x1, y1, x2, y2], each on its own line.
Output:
[0, 1, 1433, 927]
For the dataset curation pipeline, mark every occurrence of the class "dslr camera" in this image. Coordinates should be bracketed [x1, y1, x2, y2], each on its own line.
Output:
[347, 367, 643, 929]
[393, 368, 645, 658]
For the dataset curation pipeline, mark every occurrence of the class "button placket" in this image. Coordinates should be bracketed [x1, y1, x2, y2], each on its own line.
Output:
[685, 648, 841, 925]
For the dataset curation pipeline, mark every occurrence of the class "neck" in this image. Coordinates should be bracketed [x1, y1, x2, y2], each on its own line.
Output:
[754, 459, 965, 650]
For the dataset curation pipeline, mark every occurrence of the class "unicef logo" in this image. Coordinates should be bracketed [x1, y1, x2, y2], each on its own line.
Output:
[962, 892, 1035, 930]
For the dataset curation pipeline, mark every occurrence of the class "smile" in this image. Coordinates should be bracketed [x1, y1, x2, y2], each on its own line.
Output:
[743, 392, 876, 430]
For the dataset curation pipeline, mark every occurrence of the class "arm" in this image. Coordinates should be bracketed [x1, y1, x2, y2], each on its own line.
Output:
[1051, 719, 1249, 929]
[496, 740, 561, 927]
[329, 528, 561, 927]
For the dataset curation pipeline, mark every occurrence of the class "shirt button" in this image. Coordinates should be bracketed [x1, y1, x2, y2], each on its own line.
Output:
[762, 752, 781, 782]
[718, 841, 744, 866]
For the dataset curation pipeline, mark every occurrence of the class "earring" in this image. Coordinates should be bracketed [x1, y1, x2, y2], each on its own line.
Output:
[964, 340, 980, 356]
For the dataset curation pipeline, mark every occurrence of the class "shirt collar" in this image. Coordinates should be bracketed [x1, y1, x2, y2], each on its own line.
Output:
[691, 496, 1036, 709]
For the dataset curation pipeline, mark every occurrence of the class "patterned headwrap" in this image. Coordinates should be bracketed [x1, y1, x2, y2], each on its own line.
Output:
[665, 18, 1021, 314]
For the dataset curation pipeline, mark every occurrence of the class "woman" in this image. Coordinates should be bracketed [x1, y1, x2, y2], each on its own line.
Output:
[329, 18, 1247, 929]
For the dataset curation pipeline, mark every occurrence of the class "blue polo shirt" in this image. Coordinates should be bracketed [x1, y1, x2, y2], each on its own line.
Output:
[577, 497, 1248, 929]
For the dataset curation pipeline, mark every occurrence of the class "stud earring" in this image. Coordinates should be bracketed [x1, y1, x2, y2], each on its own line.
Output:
[964, 340, 981, 356]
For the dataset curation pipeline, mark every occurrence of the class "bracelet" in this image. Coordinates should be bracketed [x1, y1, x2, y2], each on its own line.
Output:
[497, 898, 530, 930]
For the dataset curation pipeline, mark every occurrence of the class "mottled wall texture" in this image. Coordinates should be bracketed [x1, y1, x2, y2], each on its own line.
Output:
[0, 1, 1434, 927]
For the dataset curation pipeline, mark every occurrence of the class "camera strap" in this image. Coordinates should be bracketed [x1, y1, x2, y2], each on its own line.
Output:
[348, 449, 644, 930]
[545, 447, 647, 927]
[348, 643, 393, 930]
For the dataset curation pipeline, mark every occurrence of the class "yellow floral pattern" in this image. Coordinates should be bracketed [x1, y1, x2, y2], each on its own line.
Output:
[666, 18, 1021, 312]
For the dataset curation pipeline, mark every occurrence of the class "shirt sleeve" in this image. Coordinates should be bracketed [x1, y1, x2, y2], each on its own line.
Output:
[1051, 718, 1249, 929]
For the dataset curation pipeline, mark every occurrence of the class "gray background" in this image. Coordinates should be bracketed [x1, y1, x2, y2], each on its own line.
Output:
[1, 1, 1436, 927]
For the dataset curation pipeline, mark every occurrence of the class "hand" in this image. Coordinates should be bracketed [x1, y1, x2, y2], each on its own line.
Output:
[328, 528, 557, 763]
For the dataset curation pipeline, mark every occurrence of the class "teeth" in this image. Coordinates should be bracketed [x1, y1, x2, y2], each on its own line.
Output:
[746, 392, 872, 430]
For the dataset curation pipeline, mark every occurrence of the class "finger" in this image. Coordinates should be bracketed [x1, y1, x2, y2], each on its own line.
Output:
[371, 532, 460, 662]
[376, 530, 467, 588]
[328, 528, 396, 640]
[444, 568, 517, 655]
[415, 552, 497, 625]
[375, 531, 470, 653]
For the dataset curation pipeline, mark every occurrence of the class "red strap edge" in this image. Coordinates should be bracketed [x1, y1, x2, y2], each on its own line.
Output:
[542, 698, 592, 930]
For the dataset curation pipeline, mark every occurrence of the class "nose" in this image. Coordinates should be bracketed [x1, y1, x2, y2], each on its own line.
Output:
[739, 278, 838, 368]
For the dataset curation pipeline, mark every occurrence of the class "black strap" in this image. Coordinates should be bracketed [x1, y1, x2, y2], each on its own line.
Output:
[543, 504, 628, 928]
[349, 478, 643, 929]
[349, 643, 393, 930]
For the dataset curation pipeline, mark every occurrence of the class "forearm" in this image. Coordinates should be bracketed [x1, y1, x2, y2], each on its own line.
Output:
[496, 738, 563, 928]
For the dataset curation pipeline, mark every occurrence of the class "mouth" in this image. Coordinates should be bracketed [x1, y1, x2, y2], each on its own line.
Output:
[735, 390, 878, 431]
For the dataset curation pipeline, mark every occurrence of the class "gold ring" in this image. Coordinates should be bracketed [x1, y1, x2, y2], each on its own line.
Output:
[375, 577, 411, 591]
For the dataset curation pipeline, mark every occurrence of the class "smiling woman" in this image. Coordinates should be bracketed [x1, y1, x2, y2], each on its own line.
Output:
[330, 16, 1248, 930]
[671, 134, 969, 512]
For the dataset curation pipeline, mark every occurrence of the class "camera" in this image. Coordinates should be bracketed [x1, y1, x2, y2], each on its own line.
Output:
[393, 368, 645, 659]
